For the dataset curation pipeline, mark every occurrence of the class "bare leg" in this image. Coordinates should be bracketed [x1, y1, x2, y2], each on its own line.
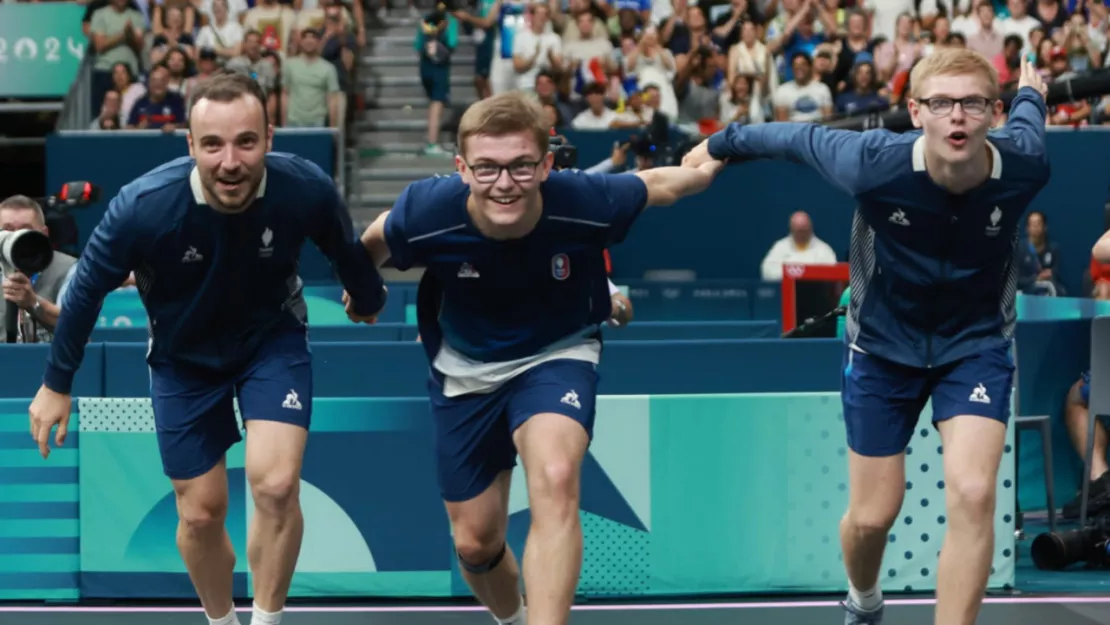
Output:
[512, 413, 590, 625]
[934, 415, 1006, 625]
[244, 420, 308, 621]
[840, 451, 906, 613]
[173, 458, 237, 621]
[448, 471, 525, 621]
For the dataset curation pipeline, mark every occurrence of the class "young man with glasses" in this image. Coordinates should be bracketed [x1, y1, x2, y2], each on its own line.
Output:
[682, 49, 1050, 625]
[354, 91, 720, 625]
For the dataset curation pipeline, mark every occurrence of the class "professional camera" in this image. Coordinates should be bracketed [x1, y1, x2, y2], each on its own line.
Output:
[0, 229, 53, 277]
[549, 135, 578, 170]
[1031, 511, 1110, 571]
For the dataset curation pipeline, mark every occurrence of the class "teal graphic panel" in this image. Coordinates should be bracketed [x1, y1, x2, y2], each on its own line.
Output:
[76, 394, 1016, 600]
[0, 4, 88, 98]
[0, 399, 80, 600]
[94, 286, 349, 328]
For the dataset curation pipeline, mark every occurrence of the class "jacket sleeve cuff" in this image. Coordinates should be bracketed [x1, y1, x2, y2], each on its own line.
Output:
[42, 365, 74, 395]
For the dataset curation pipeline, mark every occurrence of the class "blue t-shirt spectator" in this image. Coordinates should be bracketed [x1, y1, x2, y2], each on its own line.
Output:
[127, 91, 187, 129]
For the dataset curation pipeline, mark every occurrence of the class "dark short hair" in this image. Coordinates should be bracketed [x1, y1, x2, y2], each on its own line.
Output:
[187, 70, 269, 130]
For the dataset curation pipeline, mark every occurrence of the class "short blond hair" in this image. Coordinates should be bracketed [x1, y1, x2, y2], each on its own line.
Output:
[908, 47, 1000, 100]
[456, 91, 550, 157]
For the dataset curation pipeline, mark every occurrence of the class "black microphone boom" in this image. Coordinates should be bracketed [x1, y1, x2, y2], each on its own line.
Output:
[821, 68, 1110, 132]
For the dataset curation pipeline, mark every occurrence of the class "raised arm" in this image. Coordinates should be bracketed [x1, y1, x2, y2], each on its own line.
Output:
[635, 160, 723, 207]
[310, 178, 387, 318]
[44, 191, 145, 394]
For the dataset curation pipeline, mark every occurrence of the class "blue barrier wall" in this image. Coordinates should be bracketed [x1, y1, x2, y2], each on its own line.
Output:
[45, 131, 340, 283]
[561, 129, 1110, 297]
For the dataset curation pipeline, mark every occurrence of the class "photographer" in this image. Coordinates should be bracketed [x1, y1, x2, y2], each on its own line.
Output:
[0, 196, 78, 344]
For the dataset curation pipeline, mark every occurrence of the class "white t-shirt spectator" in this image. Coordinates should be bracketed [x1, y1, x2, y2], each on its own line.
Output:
[773, 80, 833, 122]
[563, 37, 614, 66]
[571, 108, 617, 129]
[198, 0, 248, 22]
[512, 29, 563, 90]
[196, 18, 245, 53]
[760, 235, 838, 281]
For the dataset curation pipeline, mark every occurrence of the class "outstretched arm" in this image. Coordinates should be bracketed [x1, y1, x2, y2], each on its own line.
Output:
[684, 121, 891, 197]
[311, 179, 387, 318]
[635, 160, 724, 207]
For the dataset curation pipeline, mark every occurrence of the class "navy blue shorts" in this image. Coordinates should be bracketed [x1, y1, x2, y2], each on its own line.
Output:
[149, 329, 313, 480]
[420, 60, 450, 103]
[841, 345, 1014, 457]
[428, 359, 599, 502]
[474, 34, 494, 78]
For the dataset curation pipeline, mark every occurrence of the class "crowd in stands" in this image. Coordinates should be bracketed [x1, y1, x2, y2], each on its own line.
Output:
[74, 0, 364, 131]
[436, 0, 1110, 139]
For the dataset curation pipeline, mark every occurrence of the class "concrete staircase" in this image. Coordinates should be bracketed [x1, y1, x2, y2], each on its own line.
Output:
[348, 10, 481, 228]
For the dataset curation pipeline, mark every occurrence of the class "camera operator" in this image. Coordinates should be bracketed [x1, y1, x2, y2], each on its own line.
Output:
[0, 195, 78, 343]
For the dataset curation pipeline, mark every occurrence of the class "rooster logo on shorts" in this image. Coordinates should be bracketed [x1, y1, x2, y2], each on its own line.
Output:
[551, 254, 570, 280]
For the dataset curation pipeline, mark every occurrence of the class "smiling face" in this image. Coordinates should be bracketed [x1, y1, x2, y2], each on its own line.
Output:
[455, 93, 553, 235]
[188, 94, 272, 212]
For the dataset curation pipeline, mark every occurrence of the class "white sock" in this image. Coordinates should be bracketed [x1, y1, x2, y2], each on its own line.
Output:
[207, 607, 241, 625]
[251, 603, 283, 625]
[494, 601, 526, 625]
[849, 584, 883, 611]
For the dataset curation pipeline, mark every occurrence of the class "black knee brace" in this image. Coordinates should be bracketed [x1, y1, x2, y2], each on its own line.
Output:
[457, 542, 507, 574]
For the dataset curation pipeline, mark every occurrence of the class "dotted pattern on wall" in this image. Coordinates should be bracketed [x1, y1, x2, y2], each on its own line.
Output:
[578, 511, 650, 596]
[783, 395, 1017, 593]
[78, 397, 244, 433]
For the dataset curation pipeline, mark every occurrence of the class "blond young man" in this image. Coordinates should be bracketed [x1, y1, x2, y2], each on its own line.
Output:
[683, 50, 1050, 625]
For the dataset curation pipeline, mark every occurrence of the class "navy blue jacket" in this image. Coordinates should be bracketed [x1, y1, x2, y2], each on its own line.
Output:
[707, 87, 1051, 368]
[44, 153, 385, 393]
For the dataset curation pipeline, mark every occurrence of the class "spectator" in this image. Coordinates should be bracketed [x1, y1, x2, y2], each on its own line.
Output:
[767, 0, 833, 83]
[812, 47, 838, 93]
[831, 10, 873, 89]
[127, 64, 187, 131]
[293, 0, 359, 54]
[673, 48, 723, 124]
[1026, 210, 1062, 293]
[992, 34, 1023, 89]
[1063, 368, 1110, 518]
[90, 90, 124, 130]
[151, 6, 197, 63]
[283, 30, 343, 128]
[563, 12, 617, 94]
[660, 5, 712, 72]
[415, 7, 458, 154]
[772, 52, 832, 121]
[450, 0, 501, 100]
[1030, 0, 1068, 33]
[834, 57, 889, 115]
[925, 15, 951, 55]
[89, 0, 146, 115]
[965, 2, 1003, 60]
[873, 12, 921, 84]
[162, 48, 193, 95]
[611, 90, 655, 127]
[728, 20, 774, 98]
[0, 196, 79, 344]
[624, 27, 678, 118]
[82, 0, 147, 41]
[718, 74, 758, 124]
[534, 71, 579, 125]
[571, 82, 618, 128]
[195, 0, 246, 63]
[708, 0, 763, 49]
[110, 61, 145, 124]
[760, 211, 837, 281]
[512, 4, 563, 92]
[185, 49, 221, 106]
[1000, 0, 1040, 52]
[1045, 45, 1089, 126]
[151, 0, 197, 35]
[243, 0, 298, 54]
[321, 5, 359, 95]
[227, 31, 280, 119]
[197, 0, 249, 26]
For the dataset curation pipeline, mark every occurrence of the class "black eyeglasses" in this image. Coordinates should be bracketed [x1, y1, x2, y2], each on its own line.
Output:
[466, 159, 541, 183]
[916, 96, 994, 116]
